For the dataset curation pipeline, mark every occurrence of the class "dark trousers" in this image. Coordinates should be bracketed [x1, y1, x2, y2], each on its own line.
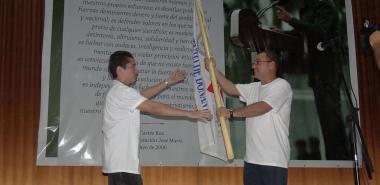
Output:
[313, 82, 350, 160]
[108, 172, 143, 185]
[244, 162, 288, 185]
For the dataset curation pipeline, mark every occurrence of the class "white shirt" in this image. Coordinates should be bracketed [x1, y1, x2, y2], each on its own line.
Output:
[102, 80, 146, 174]
[236, 78, 293, 168]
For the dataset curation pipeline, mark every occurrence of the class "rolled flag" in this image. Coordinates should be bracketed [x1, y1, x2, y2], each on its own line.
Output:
[192, 9, 228, 161]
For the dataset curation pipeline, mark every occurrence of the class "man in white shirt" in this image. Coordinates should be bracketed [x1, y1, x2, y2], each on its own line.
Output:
[102, 50, 212, 185]
[206, 50, 293, 185]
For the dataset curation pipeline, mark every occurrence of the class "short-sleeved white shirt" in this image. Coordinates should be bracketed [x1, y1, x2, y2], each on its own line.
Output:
[102, 80, 146, 174]
[236, 78, 293, 168]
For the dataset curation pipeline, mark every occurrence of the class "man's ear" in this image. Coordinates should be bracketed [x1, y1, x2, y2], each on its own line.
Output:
[270, 61, 277, 70]
[116, 66, 123, 75]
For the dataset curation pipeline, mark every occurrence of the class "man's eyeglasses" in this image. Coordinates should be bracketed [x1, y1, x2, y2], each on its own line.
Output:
[253, 60, 273, 65]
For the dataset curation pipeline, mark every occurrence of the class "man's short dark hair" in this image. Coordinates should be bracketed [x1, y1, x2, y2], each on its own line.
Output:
[258, 50, 279, 65]
[108, 51, 133, 79]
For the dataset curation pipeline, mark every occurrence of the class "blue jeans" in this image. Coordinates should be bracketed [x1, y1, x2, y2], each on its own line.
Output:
[244, 162, 288, 185]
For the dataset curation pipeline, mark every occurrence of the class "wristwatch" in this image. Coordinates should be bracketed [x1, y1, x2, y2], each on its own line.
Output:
[229, 109, 234, 119]
[164, 80, 169, 86]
